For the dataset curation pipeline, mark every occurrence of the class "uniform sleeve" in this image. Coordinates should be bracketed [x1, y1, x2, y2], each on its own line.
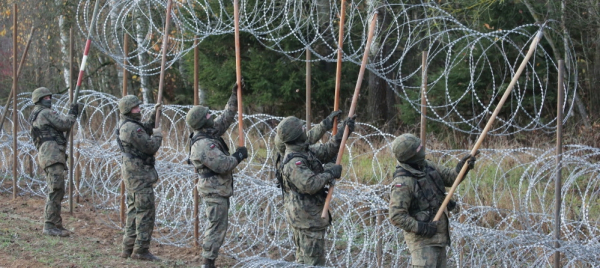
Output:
[432, 161, 459, 187]
[194, 139, 239, 174]
[389, 177, 419, 233]
[306, 122, 327, 144]
[309, 137, 340, 163]
[284, 157, 332, 195]
[43, 110, 76, 132]
[213, 93, 238, 137]
[126, 124, 162, 155]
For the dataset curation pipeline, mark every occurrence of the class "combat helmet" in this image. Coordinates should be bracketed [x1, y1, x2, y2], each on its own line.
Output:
[276, 116, 305, 143]
[31, 87, 53, 104]
[186, 105, 210, 130]
[118, 95, 142, 115]
[391, 133, 421, 162]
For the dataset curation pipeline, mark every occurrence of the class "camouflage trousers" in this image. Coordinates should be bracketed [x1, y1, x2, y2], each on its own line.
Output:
[201, 196, 229, 260]
[122, 187, 156, 252]
[409, 246, 447, 268]
[292, 227, 327, 266]
[44, 163, 66, 229]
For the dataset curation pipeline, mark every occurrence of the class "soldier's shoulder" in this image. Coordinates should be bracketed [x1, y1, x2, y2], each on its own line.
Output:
[390, 176, 414, 193]
[283, 154, 308, 168]
[38, 108, 57, 117]
[120, 121, 143, 133]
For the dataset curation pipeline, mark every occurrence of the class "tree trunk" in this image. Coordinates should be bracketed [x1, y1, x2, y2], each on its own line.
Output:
[56, 0, 70, 91]
[136, 15, 153, 104]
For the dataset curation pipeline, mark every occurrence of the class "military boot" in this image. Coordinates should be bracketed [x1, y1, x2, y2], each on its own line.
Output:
[120, 248, 133, 258]
[42, 226, 69, 237]
[201, 258, 216, 268]
[55, 224, 71, 236]
[131, 249, 161, 262]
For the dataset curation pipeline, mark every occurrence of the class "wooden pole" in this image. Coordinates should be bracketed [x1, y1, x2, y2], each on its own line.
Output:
[68, 27, 74, 214]
[12, 3, 18, 200]
[234, 0, 244, 146]
[0, 25, 34, 133]
[321, 12, 378, 218]
[154, 0, 173, 127]
[420, 51, 428, 147]
[332, 0, 347, 135]
[120, 33, 129, 227]
[306, 48, 312, 131]
[193, 37, 199, 248]
[433, 30, 544, 222]
[554, 60, 564, 268]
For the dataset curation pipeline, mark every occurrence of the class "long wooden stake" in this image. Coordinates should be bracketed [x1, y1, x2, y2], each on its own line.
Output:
[69, 27, 74, 214]
[433, 30, 544, 222]
[554, 60, 564, 268]
[193, 37, 199, 248]
[321, 12, 378, 218]
[154, 0, 173, 127]
[120, 33, 129, 227]
[0, 25, 35, 133]
[12, 4, 18, 200]
[306, 48, 312, 131]
[332, 0, 347, 135]
[420, 51, 428, 147]
[234, 0, 244, 146]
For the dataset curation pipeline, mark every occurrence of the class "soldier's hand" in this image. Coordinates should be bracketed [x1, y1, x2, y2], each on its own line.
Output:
[322, 110, 342, 130]
[152, 127, 163, 137]
[324, 164, 342, 178]
[456, 151, 478, 174]
[233, 146, 248, 163]
[334, 115, 356, 142]
[416, 221, 438, 238]
[68, 103, 82, 117]
[231, 79, 246, 94]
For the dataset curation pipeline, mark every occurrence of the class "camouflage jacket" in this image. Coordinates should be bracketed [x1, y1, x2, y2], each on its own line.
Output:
[29, 105, 76, 169]
[190, 93, 238, 198]
[281, 139, 340, 230]
[118, 114, 162, 192]
[388, 160, 458, 248]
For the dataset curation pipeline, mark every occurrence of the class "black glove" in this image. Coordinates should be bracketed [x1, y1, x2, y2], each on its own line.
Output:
[447, 199, 457, 212]
[334, 115, 357, 142]
[455, 151, 478, 174]
[416, 221, 438, 238]
[68, 103, 82, 117]
[232, 146, 248, 163]
[231, 79, 246, 94]
[324, 164, 342, 178]
[322, 110, 342, 130]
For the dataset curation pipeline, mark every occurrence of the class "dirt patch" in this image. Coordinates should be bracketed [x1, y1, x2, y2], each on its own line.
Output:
[0, 192, 238, 267]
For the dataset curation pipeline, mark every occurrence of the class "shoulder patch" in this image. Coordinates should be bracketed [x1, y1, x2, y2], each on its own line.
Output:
[210, 144, 215, 149]
[136, 128, 142, 132]
[52, 111, 57, 114]
[295, 160, 302, 166]
[395, 183, 404, 188]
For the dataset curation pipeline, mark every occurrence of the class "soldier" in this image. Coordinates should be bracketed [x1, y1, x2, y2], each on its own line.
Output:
[273, 110, 343, 156]
[117, 95, 162, 261]
[29, 87, 81, 237]
[388, 133, 476, 268]
[185, 82, 248, 268]
[278, 115, 355, 266]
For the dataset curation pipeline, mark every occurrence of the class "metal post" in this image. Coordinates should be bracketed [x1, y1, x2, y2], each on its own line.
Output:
[69, 27, 74, 214]
[12, 4, 18, 200]
[306, 48, 312, 131]
[420, 51, 428, 147]
[193, 37, 199, 248]
[554, 60, 564, 268]
[120, 33, 129, 227]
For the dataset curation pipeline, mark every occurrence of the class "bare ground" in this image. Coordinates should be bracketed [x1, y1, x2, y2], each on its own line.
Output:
[0, 191, 239, 268]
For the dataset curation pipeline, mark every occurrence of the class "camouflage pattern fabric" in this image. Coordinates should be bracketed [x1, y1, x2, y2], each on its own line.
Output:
[274, 121, 327, 155]
[201, 196, 229, 259]
[190, 92, 238, 198]
[43, 163, 66, 229]
[409, 246, 447, 268]
[122, 187, 156, 252]
[281, 138, 339, 231]
[388, 160, 458, 253]
[118, 114, 162, 192]
[292, 228, 327, 266]
[30, 105, 76, 169]
[118, 113, 162, 252]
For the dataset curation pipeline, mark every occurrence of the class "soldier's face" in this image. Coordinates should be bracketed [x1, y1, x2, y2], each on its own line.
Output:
[131, 106, 140, 113]
[43, 96, 51, 101]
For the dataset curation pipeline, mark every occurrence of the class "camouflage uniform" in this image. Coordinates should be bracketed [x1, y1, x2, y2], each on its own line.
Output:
[388, 134, 475, 268]
[117, 96, 162, 259]
[29, 87, 79, 237]
[186, 87, 247, 266]
[279, 116, 352, 266]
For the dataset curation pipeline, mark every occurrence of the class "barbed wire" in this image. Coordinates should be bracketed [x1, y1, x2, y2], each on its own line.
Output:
[0, 92, 598, 267]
